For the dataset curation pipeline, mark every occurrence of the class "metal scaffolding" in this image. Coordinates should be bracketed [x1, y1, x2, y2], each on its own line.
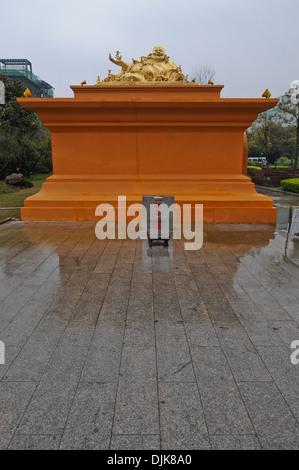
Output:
[0, 59, 54, 97]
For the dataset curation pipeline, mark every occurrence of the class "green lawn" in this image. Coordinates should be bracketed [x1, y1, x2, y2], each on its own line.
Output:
[0, 174, 51, 221]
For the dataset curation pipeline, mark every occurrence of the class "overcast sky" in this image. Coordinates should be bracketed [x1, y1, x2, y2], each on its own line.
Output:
[1, 0, 298, 98]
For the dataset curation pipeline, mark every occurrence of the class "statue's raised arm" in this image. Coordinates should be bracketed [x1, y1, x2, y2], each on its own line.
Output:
[109, 52, 130, 71]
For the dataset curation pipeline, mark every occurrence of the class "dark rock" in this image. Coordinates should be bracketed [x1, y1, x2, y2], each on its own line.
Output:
[5, 173, 24, 186]
[4, 173, 33, 189]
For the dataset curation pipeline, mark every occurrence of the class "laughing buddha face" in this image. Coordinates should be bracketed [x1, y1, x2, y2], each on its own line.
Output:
[151, 46, 166, 60]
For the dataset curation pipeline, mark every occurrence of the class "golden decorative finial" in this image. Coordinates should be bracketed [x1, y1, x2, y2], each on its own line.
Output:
[81, 80, 86, 86]
[96, 75, 101, 85]
[262, 88, 271, 99]
[115, 50, 122, 60]
[23, 88, 32, 98]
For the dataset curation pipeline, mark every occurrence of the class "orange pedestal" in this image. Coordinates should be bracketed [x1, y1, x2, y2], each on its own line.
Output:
[18, 84, 278, 223]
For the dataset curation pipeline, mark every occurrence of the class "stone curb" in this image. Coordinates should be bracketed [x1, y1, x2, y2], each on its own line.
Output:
[255, 185, 299, 197]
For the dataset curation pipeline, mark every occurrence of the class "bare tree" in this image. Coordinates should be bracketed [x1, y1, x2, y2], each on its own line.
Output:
[189, 64, 216, 84]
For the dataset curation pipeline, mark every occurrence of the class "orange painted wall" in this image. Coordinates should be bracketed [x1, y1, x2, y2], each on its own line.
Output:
[17, 85, 279, 223]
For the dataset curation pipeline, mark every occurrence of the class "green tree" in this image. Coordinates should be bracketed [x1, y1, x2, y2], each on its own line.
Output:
[268, 123, 295, 166]
[247, 129, 264, 161]
[0, 73, 52, 178]
[277, 88, 299, 175]
[249, 111, 274, 170]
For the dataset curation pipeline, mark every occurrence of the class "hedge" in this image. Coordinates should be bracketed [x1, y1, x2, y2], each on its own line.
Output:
[247, 166, 262, 170]
[280, 178, 299, 193]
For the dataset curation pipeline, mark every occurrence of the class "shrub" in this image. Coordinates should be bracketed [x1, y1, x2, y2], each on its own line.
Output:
[273, 165, 292, 169]
[276, 156, 292, 167]
[248, 161, 262, 168]
[280, 178, 299, 193]
[247, 165, 262, 170]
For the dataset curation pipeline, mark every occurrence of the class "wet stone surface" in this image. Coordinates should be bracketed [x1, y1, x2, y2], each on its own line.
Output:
[0, 193, 299, 450]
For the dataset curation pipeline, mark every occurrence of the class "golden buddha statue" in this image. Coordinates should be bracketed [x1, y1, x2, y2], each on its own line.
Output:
[99, 46, 187, 83]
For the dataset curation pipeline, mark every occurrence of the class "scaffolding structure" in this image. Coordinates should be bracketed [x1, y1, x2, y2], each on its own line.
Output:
[0, 59, 54, 97]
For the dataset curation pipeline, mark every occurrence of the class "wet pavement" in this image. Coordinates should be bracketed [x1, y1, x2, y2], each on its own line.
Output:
[0, 192, 299, 449]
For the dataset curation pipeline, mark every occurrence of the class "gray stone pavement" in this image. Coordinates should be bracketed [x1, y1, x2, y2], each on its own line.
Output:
[0, 218, 299, 450]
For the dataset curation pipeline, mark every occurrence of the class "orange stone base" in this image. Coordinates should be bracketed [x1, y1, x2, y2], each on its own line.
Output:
[18, 84, 278, 223]
[20, 174, 277, 223]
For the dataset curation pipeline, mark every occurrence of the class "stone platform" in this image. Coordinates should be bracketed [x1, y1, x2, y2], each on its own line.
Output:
[0, 220, 299, 449]
[18, 85, 278, 223]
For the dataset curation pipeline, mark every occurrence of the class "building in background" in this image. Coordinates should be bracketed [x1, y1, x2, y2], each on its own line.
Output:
[0, 59, 54, 97]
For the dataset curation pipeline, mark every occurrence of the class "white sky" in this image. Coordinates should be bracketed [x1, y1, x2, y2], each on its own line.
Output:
[1, 0, 298, 98]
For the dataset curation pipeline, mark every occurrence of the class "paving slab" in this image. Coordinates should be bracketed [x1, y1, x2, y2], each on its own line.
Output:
[0, 218, 298, 450]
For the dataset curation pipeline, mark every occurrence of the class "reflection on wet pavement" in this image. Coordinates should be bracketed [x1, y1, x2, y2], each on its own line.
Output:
[0, 194, 298, 450]
[258, 188, 299, 263]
